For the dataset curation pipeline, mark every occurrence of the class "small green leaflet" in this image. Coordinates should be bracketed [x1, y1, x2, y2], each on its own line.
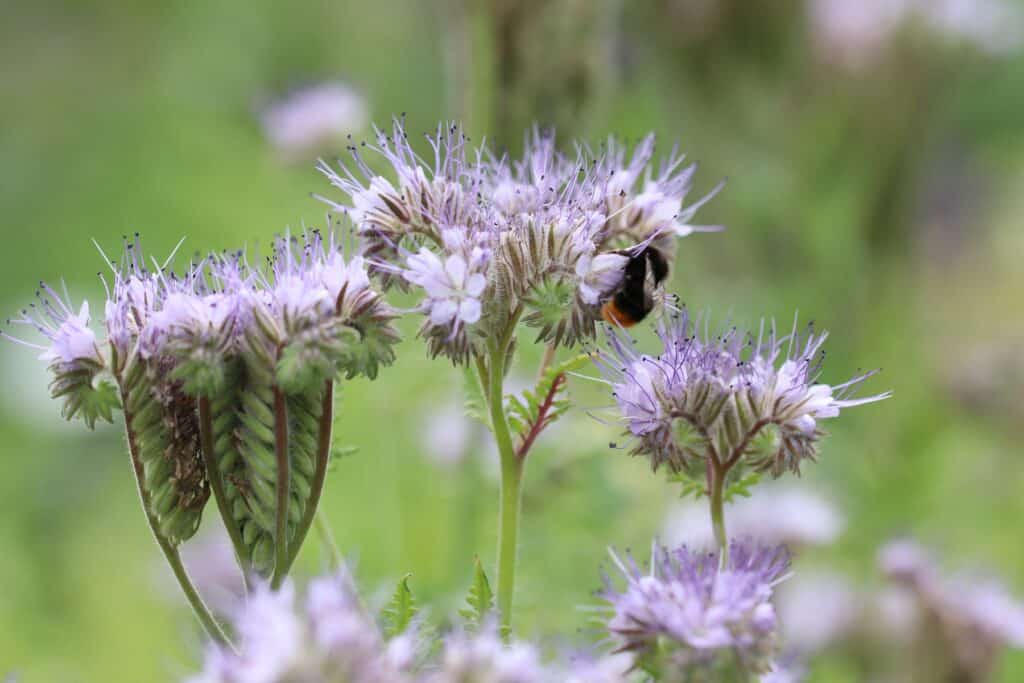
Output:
[668, 468, 761, 502]
[725, 470, 761, 502]
[383, 573, 418, 637]
[505, 353, 588, 458]
[458, 556, 494, 631]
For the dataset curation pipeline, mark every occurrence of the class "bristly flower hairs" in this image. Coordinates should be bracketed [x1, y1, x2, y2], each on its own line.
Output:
[3, 118, 889, 682]
[317, 118, 725, 634]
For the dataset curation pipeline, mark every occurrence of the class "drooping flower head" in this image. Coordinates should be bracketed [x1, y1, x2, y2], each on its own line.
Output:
[317, 119, 723, 362]
[598, 540, 791, 680]
[594, 309, 890, 475]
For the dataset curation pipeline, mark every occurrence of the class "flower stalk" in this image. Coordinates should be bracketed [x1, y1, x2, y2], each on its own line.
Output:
[708, 460, 729, 563]
[485, 336, 522, 638]
[121, 388, 232, 649]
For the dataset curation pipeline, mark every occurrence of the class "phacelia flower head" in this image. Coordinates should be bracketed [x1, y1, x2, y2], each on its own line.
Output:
[595, 309, 890, 475]
[426, 622, 547, 683]
[3, 282, 103, 370]
[599, 539, 791, 680]
[189, 572, 418, 683]
[259, 81, 369, 160]
[318, 118, 722, 362]
[879, 539, 1024, 679]
[2, 281, 117, 428]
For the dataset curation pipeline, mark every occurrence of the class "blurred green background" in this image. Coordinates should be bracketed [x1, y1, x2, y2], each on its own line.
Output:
[2, 0, 1024, 680]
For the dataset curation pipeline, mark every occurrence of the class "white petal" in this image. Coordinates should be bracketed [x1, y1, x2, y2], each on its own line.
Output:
[464, 273, 486, 297]
[445, 254, 467, 289]
[458, 298, 482, 324]
[430, 299, 458, 325]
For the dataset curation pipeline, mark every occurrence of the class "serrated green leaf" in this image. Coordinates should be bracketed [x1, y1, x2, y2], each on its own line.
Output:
[725, 469, 762, 502]
[503, 354, 589, 459]
[383, 573, 418, 637]
[667, 470, 708, 499]
[458, 557, 494, 630]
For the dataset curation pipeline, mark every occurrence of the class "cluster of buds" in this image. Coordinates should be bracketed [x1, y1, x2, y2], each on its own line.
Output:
[599, 539, 793, 682]
[595, 310, 890, 479]
[3, 231, 399, 578]
[317, 119, 722, 362]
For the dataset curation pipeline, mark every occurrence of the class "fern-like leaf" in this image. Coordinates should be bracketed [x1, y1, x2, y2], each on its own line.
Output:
[383, 573, 418, 637]
[506, 354, 588, 460]
[458, 557, 494, 631]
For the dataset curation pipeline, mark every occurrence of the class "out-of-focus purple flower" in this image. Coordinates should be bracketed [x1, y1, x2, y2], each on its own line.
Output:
[422, 399, 474, 467]
[776, 571, 860, 654]
[260, 82, 368, 160]
[878, 539, 1024, 679]
[595, 310, 890, 474]
[809, 0, 1022, 70]
[557, 651, 633, 683]
[165, 530, 246, 616]
[426, 624, 546, 683]
[598, 540, 790, 678]
[188, 572, 417, 683]
[663, 486, 844, 550]
[759, 657, 805, 683]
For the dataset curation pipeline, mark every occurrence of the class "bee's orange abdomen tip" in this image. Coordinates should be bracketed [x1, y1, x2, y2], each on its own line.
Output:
[601, 301, 638, 328]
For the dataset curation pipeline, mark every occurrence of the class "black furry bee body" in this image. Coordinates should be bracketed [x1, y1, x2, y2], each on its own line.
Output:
[600, 246, 670, 328]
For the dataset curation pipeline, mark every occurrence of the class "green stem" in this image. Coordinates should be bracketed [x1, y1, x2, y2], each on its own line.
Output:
[281, 381, 334, 575]
[197, 396, 251, 586]
[315, 507, 344, 570]
[709, 461, 729, 564]
[120, 407, 233, 649]
[485, 337, 522, 638]
[271, 387, 290, 588]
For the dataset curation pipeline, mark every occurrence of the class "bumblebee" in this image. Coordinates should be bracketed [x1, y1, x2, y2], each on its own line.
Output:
[600, 246, 670, 327]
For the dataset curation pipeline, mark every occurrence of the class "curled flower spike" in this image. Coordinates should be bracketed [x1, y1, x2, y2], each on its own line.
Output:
[2, 282, 116, 428]
[594, 309, 891, 475]
[318, 119, 722, 361]
[598, 540, 791, 680]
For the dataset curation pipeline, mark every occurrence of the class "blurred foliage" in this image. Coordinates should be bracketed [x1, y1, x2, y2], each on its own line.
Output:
[2, 0, 1024, 680]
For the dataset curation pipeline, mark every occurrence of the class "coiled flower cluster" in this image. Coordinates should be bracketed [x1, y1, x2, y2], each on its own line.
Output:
[3, 231, 399, 576]
[318, 119, 722, 362]
[595, 310, 890, 476]
[599, 540, 792, 682]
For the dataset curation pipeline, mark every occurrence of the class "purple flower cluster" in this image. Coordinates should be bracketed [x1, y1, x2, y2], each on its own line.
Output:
[189, 572, 419, 683]
[599, 539, 791, 679]
[879, 539, 1024, 678]
[595, 310, 890, 474]
[3, 231, 399, 425]
[318, 120, 722, 361]
[189, 573, 633, 683]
